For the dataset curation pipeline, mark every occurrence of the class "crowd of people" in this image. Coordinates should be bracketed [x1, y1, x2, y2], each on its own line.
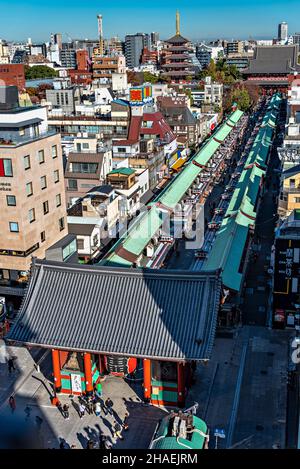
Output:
[55, 381, 130, 449]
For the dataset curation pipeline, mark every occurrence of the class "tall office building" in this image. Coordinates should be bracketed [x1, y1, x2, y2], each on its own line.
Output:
[125, 33, 151, 68]
[151, 32, 160, 47]
[60, 48, 77, 68]
[293, 33, 300, 45]
[51, 33, 62, 50]
[278, 22, 288, 43]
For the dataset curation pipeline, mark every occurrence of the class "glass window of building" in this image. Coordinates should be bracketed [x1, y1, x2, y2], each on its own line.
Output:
[26, 182, 33, 197]
[52, 145, 58, 158]
[59, 217, 65, 231]
[40, 231, 46, 243]
[43, 200, 49, 215]
[24, 155, 31, 170]
[41, 176, 47, 190]
[28, 208, 35, 223]
[56, 194, 61, 207]
[6, 195, 16, 206]
[68, 179, 78, 190]
[9, 222, 19, 232]
[54, 170, 59, 183]
[0, 159, 13, 177]
[38, 150, 45, 164]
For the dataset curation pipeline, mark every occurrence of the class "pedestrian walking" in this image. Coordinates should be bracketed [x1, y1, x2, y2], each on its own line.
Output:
[94, 401, 101, 417]
[9, 395, 16, 412]
[99, 434, 106, 449]
[105, 397, 114, 415]
[59, 441, 65, 449]
[104, 438, 112, 449]
[122, 412, 129, 431]
[57, 400, 63, 416]
[86, 439, 94, 449]
[35, 415, 43, 430]
[62, 403, 69, 420]
[79, 403, 85, 419]
[24, 405, 31, 420]
[7, 358, 15, 374]
[87, 397, 94, 415]
[113, 421, 123, 440]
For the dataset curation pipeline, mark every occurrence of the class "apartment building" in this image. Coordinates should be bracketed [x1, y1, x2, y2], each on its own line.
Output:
[92, 53, 126, 79]
[0, 86, 68, 293]
[64, 134, 113, 207]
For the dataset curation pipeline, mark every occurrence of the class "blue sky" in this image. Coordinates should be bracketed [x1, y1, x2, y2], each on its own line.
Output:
[0, 0, 299, 42]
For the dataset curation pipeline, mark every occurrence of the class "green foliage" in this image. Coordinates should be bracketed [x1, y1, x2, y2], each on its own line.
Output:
[143, 71, 160, 84]
[25, 65, 58, 80]
[231, 87, 251, 111]
[199, 59, 240, 84]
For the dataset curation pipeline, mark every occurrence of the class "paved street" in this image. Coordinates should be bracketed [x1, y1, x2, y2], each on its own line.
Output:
[0, 343, 165, 449]
[187, 326, 291, 449]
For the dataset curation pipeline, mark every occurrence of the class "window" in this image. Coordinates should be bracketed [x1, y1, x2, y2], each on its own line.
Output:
[290, 179, 296, 188]
[41, 231, 46, 243]
[59, 217, 65, 231]
[53, 170, 59, 183]
[28, 208, 35, 223]
[82, 142, 89, 149]
[77, 239, 84, 249]
[93, 234, 99, 246]
[62, 239, 77, 260]
[71, 162, 98, 173]
[38, 150, 45, 164]
[52, 145, 58, 158]
[24, 155, 31, 170]
[43, 200, 49, 215]
[0, 159, 13, 177]
[68, 179, 78, 190]
[6, 195, 16, 206]
[9, 222, 19, 232]
[26, 182, 33, 197]
[41, 176, 47, 190]
[295, 198, 300, 203]
[56, 193, 61, 207]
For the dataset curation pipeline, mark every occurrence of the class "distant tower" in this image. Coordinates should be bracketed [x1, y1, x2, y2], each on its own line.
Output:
[278, 22, 288, 43]
[97, 14, 104, 56]
[176, 10, 180, 36]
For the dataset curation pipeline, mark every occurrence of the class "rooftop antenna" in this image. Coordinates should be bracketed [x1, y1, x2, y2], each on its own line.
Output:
[97, 14, 104, 56]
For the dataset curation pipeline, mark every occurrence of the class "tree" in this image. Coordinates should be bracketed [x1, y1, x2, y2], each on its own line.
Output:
[231, 87, 251, 111]
[143, 72, 159, 84]
[25, 65, 58, 80]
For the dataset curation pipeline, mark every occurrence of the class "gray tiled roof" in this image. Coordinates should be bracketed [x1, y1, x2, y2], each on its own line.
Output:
[244, 45, 300, 74]
[6, 260, 221, 361]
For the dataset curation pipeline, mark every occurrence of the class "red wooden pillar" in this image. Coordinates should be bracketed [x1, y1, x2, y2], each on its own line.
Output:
[143, 358, 151, 401]
[84, 352, 93, 395]
[98, 354, 105, 375]
[177, 362, 185, 408]
[52, 349, 62, 393]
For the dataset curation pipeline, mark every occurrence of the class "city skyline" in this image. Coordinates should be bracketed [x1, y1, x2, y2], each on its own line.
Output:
[1, 0, 299, 43]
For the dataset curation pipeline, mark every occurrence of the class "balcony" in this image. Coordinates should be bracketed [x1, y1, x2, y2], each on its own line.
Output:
[0, 130, 57, 148]
[282, 186, 300, 194]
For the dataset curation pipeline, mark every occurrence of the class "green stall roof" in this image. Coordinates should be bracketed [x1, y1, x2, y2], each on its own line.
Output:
[202, 93, 282, 291]
[102, 109, 244, 267]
